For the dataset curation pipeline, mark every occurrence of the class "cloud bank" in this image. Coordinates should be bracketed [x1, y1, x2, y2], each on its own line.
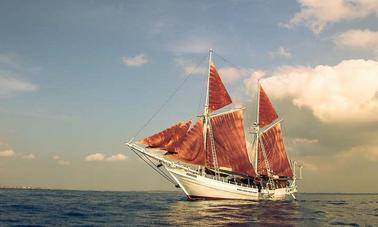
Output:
[248, 59, 378, 123]
[335, 29, 378, 57]
[286, 0, 378, 33]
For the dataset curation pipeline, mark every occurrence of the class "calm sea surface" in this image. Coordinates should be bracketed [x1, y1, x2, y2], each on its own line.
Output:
[0, 189, 377, 226]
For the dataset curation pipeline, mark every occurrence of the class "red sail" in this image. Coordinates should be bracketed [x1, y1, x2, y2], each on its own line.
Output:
[168, 119, 206, 165]
[259, 86, 278, 128]
[258, 123, 293, 177]
[257, 143, 268, 175]
[210, 110, 256, 176]
[208, 64, 232, 112]
[136, 120, 192, 152]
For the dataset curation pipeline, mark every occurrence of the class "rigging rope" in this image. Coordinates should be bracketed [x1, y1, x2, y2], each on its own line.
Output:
[131, 55, 208, 140]
[213, 52, 247, 72]
[131, 149, 177, 186]
[127, 55, 208, 188]
[143, 154, 175, 183]
[196, 64, 208, 115]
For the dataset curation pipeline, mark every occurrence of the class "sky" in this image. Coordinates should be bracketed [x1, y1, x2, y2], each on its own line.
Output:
[0, 0, 377, 192]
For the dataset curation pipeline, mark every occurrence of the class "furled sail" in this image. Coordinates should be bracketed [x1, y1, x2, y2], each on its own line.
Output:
[259, 86, 278, 128]
[208, 64, 232, 112]
[136, 120, 192, 152]
[209, 110, 256, 176]
[258, 123, 293, 177]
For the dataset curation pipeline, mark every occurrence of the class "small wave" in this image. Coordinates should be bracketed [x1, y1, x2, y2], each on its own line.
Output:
[327, 200, 347, 205]
[329, 221, 360, 227]
[64, 211, 87, 218]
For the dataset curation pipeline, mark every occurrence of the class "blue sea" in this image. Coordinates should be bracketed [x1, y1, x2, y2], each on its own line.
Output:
[0, 189, 377, 226]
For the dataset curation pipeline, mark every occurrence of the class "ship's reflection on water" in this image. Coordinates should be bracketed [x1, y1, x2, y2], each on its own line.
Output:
[164, 198, 304, 226]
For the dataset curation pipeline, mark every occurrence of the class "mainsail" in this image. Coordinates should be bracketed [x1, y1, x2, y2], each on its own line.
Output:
[209, 110, 255, 176]
[257, 85, 293, 177]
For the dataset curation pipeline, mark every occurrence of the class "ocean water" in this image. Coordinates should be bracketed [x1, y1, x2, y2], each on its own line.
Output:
[0, 189, 377, 226]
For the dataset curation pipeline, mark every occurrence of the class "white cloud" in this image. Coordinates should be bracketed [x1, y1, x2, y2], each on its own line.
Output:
[52, 155, 71, 166]
[0, 52, 39, 98]
[244, 70, 267, 94]
[84, 153, 128, 162]
[22, 154, 36, 159]
[0, 149, 15, 157]
[175, 59, 259, 85]
[336, 29, 378, 48]
[269, 47, 292, 59]
[57, 159, 71, 166]
[290, 137, 319, 145]
[287, 137, 319, 151]
[0, 76, 38, 98]
[122, 54, 148, 67]
[106, 153, 127, 161]
[175, 59, 207, 76]
[249, 59, 378, 123]
[218, 67, 256, 84]
[285, 0, 378, 33]
[84, 153, 105, 161]
[335, 29, 378, 57]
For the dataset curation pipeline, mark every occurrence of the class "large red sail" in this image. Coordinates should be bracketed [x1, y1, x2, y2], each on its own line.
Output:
[136, 120, 192, 152]
[210, 110, 256, 176]
[208, 64, 232, 112]
[258, 123, 293, 177]
[259, 86, 278, 128]
[168, 119, 206, 165]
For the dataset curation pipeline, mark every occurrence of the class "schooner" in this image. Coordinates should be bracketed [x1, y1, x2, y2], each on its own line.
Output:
[126, 49, 302, 200]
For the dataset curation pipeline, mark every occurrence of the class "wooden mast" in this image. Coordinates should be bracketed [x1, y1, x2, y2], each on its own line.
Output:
[203, 49, 219, 171]
[254, 81, 261, 174]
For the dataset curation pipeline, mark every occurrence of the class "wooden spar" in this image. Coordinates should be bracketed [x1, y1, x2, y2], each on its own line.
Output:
[203, 49, 219, 170]
[254, 81, 261, 174]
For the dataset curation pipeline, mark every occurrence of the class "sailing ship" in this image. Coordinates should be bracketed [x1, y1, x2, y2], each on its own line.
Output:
[126, 49, 302, 200]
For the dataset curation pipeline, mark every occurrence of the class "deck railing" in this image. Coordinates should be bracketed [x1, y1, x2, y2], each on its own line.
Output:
[201, 172, 257, 189]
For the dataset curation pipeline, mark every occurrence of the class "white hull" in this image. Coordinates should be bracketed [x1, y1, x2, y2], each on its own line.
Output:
[126, 143, 297, 201]
[165, 165, 293, 201]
